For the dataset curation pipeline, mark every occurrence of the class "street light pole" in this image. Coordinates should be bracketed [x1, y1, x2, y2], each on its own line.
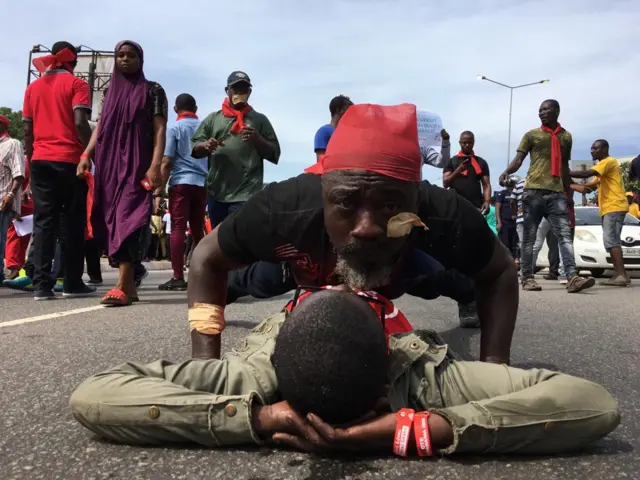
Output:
[477, 75, 549, 166]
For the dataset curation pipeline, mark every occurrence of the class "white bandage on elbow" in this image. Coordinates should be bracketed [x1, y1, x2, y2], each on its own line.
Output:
[188, 303, 226, 335]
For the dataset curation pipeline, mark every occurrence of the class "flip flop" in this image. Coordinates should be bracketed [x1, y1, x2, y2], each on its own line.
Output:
[101, 288, 133, 307]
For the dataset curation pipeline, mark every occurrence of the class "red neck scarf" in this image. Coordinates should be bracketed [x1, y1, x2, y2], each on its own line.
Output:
[177, 112, 198, 121]
[221, 98, 250, 133]
[456, 151, 483, 176]
[0, 133, 9, 139]
[540, 123, 564, 177]
[32, 48, 77, 73]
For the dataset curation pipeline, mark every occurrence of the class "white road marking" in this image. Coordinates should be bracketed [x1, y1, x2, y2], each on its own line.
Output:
[0, 305, 106, 328]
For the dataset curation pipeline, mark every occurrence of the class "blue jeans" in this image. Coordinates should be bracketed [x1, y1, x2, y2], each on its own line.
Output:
[207, 198, 244, 229]
[602, 212, 626, 250]
[521, 189, 576, 279]
[0, 210, 15, 280]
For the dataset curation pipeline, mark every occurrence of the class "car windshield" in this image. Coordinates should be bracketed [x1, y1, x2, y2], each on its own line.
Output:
[575, 208, 640, 226]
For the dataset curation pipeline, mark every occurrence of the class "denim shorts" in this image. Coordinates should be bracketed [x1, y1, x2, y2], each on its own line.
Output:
[602, 212, 626, 250]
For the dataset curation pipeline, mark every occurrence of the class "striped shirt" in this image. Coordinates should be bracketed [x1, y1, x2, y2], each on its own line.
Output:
[422, 142, 451, 169]
[510, 179, 525, 224]
[0, 136, 25, 214]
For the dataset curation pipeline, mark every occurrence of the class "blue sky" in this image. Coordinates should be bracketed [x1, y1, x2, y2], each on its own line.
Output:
[1, 0, 639, 188]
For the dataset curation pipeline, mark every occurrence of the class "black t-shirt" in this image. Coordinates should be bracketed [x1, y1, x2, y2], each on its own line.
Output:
[218, 173, 496, 286]
[443, 155, 490, 208]
[495, 189, 515, 224]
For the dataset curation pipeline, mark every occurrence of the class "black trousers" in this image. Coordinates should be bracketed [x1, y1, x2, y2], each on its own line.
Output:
[499, 222, 518, 259]
[227, 262, 296, 304]
[84, 238, 102, 280]
[30, 160, 87, 291]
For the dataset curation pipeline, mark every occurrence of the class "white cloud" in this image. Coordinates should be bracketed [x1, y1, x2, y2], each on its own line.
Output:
[1, 0, 638, 186]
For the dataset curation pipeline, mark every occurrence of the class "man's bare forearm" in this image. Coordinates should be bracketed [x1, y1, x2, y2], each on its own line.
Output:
[24, 121, 34, 160]
[9, 177, 23, 196]
[475, 241, 519, 364]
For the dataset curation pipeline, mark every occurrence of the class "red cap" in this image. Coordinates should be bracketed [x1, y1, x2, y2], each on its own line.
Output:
[305, 103, 421, 182]
[0, 115, 9, 128]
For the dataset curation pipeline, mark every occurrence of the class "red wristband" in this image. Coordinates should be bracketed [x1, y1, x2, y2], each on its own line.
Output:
[413, 412, 434, 457]
[393, 408, 415, 457]
[81, 153, 90, 160]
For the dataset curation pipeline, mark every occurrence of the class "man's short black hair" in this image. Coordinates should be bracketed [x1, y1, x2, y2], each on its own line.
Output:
[175, 93, 197, 112]
[329, 95, 353, 116]
[52, 41, 76, 55]
[460, 130, 474, 138]
[272, 290, 388, 425]
[543, 99, 560, 110]
[595, 139, 610, 149]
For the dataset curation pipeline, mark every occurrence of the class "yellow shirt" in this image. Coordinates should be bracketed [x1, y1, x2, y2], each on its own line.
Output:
[591, 157, 628, 216]
[629, 202, 640, 219]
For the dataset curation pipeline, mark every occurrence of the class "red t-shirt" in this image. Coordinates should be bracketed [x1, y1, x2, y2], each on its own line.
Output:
[22, 70, 91, 164]
[284, 287, 414, 340]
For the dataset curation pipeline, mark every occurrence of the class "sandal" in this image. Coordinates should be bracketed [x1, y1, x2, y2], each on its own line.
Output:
[129, 295, 140, 303]
[101, 288, 133, 307]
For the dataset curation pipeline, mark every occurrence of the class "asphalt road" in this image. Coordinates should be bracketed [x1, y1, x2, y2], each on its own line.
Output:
[1, 269, 638, 480]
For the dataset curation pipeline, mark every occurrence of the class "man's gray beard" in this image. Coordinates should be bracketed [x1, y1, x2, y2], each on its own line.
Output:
[333, 256, 393, 291]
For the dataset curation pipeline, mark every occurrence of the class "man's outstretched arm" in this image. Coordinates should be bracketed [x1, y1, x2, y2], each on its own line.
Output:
[188, 228, 246, 359]
[474, 237, 519, 364]
[69, 314, 285, 447]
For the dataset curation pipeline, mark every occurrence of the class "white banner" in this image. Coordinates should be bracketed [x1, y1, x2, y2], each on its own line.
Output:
[417, 110, 443, 150]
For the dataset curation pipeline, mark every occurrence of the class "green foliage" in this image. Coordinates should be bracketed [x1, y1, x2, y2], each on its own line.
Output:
[0, 107, 23, 142]
[620, 160, 640, 193]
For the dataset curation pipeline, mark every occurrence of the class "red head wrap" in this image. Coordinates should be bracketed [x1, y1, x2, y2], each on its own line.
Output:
[0, 115, 9, 128]
[32, 48, 77, 73]
[305, 103, 421, 182]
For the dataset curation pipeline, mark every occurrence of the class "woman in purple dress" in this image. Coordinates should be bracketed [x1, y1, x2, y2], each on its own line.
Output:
[78, 41, 167, 306]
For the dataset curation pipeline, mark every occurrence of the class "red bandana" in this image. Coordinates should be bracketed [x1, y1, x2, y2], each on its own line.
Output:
[540, 124, 564, 177]
[0, 114, 9, 136]
[177, 112, 198, 121]
[456, 151, 483, 177]
[284, 287, 414, 341]
[221, 97, 250, 134]
[304, 103, 421, 182]
[32, 48, 77, 73]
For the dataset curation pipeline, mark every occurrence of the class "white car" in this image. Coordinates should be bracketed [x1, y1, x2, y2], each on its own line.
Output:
[536, 206, 640, 278]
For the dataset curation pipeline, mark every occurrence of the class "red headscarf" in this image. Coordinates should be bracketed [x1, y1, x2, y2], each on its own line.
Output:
[305, 103, 421, 182]
[32, 48, 77, 73]
[0, 115, 9, 138]
[540, 123, 564, 177]
[221, 98, 250, 134]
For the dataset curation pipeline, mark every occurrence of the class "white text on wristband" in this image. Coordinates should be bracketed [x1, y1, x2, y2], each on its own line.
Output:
[393, 408, 415, 457]
[413, 412, 433, 457]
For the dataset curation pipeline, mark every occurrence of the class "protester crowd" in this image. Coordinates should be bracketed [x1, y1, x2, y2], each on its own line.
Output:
[3, 39, 640, 461]
[2, 41, 640, 308]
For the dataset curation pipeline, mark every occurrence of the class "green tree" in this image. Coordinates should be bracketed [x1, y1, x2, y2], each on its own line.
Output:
[0, 107, 23, 142]
[620, 160, 640, 193]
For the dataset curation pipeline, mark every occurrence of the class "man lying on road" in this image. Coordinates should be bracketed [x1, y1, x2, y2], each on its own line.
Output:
[187, 103, 518, 363]
[70, 288, 620, 457]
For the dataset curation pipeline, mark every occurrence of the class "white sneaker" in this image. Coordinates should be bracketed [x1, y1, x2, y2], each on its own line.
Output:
[558, 278, 568, 285]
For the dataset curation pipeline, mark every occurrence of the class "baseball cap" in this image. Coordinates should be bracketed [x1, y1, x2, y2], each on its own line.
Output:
[227, 71, 252, 87]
